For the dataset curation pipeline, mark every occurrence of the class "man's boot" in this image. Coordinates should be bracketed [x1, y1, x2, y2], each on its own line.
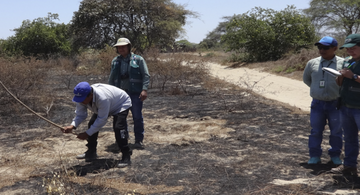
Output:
[76, 150, 97, 162]
[117, 150, 132, 168]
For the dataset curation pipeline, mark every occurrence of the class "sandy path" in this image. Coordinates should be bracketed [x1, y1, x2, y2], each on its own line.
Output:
[208, 62, 311, 112]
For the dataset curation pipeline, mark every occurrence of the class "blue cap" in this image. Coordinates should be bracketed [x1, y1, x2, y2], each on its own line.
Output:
[314, 36, 338, 47]
[73, 82, 91, 103]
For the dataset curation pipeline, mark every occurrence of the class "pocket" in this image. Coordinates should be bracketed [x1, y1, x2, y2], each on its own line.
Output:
[349, 86, 360, 93]
[130, 64, 142, 79]
[310, 99, 319, 108]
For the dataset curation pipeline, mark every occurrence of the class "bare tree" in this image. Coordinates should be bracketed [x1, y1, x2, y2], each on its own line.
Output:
[69, 0, 198, 53]
[304, 0, 360, 36]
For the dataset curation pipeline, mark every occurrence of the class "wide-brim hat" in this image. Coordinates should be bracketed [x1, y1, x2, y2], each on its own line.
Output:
[113, 38, 131, 47]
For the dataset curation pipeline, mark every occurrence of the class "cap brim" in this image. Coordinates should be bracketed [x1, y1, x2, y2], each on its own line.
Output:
[113, 43, 129, 47]
[72, 95, 87, 103]
[340, 43, 357, 49]
[315, 42, 332, 46]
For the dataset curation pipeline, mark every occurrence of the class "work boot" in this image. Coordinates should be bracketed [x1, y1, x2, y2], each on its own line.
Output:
[330, 165, 358, 176]
[133, 141, 144, 150]
[117, 150, 132, 168]
[308, 157, 321, 164]
[331, 156, 342, 165]
[76, 151, 97, 162]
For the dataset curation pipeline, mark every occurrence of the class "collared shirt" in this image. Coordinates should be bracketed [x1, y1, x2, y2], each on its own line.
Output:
[303, 56, 344, 101]
[118, 54, 131, 90]
[70, 83, 132, 136]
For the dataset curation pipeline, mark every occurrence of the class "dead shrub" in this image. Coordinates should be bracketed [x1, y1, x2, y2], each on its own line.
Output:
[282, 48, 320, 72]
[145, 50, 210, 94]
[50, 56, 79, 89]
[0, 56, 52, 115]
[97, 45, 116, 74]
[76, 46, 115, 76]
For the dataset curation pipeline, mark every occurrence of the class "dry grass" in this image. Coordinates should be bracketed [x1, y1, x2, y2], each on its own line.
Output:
[0, 49, 358, 194]
[147, 50, 210, 94]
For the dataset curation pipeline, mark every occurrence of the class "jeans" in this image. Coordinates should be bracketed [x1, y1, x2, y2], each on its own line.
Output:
[86, 109, 130, 154]
[129, 92, 144, 142]
[341, 106, 360, 167]
[308, 99, 342, 158]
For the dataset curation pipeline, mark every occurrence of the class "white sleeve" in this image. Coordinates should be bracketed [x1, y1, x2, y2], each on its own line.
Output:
[70, 103, 88, 128]
[85, 99, 110, 136]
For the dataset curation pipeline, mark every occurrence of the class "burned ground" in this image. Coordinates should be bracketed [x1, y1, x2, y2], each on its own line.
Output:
[0, 69, 359, 195]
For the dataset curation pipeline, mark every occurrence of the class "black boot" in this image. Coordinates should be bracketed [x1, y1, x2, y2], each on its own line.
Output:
[76, 150, 97, 162]
[117, 150, 132, 168]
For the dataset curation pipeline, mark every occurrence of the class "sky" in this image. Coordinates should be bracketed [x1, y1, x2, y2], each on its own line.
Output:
[0, 0, 311, 44]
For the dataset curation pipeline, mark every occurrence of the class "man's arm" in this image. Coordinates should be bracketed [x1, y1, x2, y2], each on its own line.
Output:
[85, 99, 111, 136]
[139, 56, 150, 101]
[70, 103, 88, 129]
[303, 61, 312, 87]
[108, 57, 118, 86]
[139, 56, 150, 91]
[336, 75, 344, 86]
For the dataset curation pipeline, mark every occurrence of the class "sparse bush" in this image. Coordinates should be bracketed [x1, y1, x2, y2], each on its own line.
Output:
[282, 47, 320, 72]
[0, 56, 52, 115]
[204, 52, 215, 57]
[146, 50, 210, 94]
[226, 53, 245, 63]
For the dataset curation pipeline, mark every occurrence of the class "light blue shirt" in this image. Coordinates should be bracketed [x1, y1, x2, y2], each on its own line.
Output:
[303, 56, 344, 101]
[71, 83, 132, 136]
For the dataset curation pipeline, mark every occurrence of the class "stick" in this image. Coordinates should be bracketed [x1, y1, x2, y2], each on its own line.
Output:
[0, 81, 77, 135]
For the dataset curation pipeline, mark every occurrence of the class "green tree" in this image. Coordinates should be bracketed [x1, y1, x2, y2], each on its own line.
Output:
[69, 0, 197, 53]
[174, 39, 196, 52]
[199, 16, 231, 50]
[1, 13, 71, 57]
[222, 6, 316, 62]
[304, 0, 360, 36]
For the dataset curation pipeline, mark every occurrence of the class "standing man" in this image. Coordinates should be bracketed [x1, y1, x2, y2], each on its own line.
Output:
[109, 38, 150, 149]
[303, 36, 344, 165]
[62, 82, 133, 168]
[331, 34, 360, 175]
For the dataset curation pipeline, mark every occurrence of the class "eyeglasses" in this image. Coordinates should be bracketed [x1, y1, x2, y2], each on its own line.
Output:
[317, 45, 331, 50]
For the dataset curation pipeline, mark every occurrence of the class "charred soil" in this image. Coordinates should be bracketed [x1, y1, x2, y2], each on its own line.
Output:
[0, 65, 358, 195]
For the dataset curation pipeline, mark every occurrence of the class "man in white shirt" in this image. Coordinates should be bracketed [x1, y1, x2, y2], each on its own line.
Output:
[62, 82, 132, 168]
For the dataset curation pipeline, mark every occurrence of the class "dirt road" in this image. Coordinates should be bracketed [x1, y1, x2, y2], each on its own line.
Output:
[208, 62, 312, 112]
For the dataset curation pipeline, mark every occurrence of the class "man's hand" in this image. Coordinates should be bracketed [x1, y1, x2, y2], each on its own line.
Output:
[62, 125, 74, 133]
[77, 132, 89, 140]
[139, 90, 148, 101]
[340, 68, 354, 79]
[336, 75, 344, 86]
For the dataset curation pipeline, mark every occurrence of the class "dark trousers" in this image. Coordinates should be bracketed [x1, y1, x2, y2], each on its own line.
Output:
[86, 109, 130, 154]
[129, 92, 144, 142]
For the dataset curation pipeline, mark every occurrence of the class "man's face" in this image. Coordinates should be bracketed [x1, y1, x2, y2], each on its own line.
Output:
[81, 93, 92, 105]
[116, 45, 130, 57]
[346, 45, 360, 61]
[317, 44, 337, 60]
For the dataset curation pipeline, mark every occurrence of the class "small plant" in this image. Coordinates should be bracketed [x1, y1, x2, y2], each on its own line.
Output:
[204, 52, 215, 57]
[227, 53, 244, 62]
[274, 66, 285, 73]
[42, 171, 65, 195]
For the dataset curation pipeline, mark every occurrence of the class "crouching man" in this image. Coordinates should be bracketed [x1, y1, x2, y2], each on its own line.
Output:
[61, 82, 132, 168]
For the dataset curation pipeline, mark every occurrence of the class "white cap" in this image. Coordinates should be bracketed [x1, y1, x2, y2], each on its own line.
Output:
[113, 38, 131, 47]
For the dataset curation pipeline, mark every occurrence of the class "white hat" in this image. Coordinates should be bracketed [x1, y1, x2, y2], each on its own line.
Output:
[113, 38, 131, 47]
